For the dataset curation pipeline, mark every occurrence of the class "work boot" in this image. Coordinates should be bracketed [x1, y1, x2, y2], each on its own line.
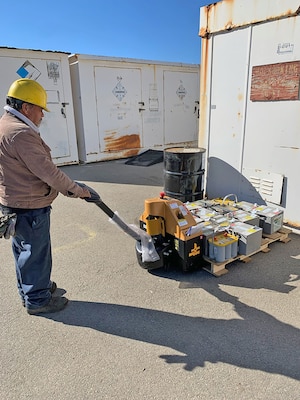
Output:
[27, 296, 68, 315]
[22, 281, 57, 307]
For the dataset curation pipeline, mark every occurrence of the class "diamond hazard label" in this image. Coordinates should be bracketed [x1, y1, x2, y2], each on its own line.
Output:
[16, 61, 41, 80]
[176, 83, 187, 100]
[112, 77, 127, 101]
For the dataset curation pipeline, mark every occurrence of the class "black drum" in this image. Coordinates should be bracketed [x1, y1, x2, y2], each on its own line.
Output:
[164, 147, 206, 202]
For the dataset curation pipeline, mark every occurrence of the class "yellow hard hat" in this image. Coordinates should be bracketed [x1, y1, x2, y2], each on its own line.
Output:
[7, 78, 50, 112]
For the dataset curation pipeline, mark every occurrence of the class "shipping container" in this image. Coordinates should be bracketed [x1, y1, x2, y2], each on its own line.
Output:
[0, 47, 79, 165]
[69, 54, 199, 163]
[198, 0, 300, 230]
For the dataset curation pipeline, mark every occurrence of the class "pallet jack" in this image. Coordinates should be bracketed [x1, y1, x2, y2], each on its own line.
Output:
[79, 183, 204, 272]
[135, 192, 205, 272]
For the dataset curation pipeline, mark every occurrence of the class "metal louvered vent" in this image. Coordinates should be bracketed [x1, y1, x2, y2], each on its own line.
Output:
[243, 168, 284, 205]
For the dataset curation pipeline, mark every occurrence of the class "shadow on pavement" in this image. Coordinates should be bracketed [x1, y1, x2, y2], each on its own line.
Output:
[43, 234, 300, 380]
[44, 295, 300, 380]
[150, 233, 300, 295]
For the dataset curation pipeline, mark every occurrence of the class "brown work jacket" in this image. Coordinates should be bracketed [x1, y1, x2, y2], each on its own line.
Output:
[0, 111, 87, 209]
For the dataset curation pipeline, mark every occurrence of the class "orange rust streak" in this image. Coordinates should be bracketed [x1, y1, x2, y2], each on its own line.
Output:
[123, 149, 140, 158]
[202, 0, 299, 35]
[104, 133, 141, 152]
[199, 5, 210, 38]
[284, 219, 300, 230]
[199, 27, 207, 37]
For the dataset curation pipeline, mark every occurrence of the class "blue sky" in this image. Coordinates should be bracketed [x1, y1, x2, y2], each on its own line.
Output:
[0, 0, 218, 65]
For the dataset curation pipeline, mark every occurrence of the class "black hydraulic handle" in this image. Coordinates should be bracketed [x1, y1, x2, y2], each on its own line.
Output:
[93, 200, 114, 219]
[74, 181, 141, 241]
[73, 182, 160, 263]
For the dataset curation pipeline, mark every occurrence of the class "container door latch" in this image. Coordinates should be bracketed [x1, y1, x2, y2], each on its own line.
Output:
[61, 102, 69, 118]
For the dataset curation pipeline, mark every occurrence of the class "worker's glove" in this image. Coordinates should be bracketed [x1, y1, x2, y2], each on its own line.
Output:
[0, 213, 17, 239]
[75, 182, 101, 203]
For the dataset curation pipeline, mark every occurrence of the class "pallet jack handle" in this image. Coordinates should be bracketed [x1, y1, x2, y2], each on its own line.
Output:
[75, 182, 160, 262]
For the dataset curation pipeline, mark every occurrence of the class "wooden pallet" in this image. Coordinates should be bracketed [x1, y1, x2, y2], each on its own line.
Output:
[203, 227, 292, 277]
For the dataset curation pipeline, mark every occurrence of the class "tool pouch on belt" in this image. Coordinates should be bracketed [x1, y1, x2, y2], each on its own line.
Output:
[0, 213, 17, 239]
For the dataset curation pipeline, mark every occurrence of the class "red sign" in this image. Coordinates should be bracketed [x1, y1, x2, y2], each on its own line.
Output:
[250, 61, 300, 101]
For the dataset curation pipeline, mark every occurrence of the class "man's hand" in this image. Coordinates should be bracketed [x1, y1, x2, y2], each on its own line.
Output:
[75, 182, 101, 203]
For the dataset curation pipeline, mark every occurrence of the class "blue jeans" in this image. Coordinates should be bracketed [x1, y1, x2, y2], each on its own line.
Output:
[1, 205, 53, 309]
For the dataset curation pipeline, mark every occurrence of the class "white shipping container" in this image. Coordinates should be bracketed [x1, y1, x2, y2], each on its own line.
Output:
[69, 54, 199, 163]
[198, 0, 300, 230]
[0, 47, 79, 165]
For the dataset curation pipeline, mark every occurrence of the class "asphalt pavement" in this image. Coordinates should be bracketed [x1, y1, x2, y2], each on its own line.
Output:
[1, 159, 299, 400]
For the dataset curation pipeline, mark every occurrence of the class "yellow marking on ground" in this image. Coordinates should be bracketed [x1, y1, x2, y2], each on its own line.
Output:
[53, 223, 97, 254]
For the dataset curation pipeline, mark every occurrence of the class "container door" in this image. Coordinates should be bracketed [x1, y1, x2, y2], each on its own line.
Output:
[0, 53, 78, 165]
[205, 28, 251, 199]
[94, 67, 143, 157]
[163, 71, 199, 146]
[242, 16, 300, 225]
[208, 29, 250, 171]
[41, 85, 74, 161]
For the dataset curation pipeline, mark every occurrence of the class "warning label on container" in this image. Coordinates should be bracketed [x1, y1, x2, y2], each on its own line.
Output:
[176, 82, 187, 100]
[112, 77, 127, 101]
[16, 61, 41, 80]
[47, 61, 60, 84]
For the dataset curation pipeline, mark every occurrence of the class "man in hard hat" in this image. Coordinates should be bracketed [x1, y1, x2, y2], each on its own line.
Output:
[0, 78, 91, 315]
